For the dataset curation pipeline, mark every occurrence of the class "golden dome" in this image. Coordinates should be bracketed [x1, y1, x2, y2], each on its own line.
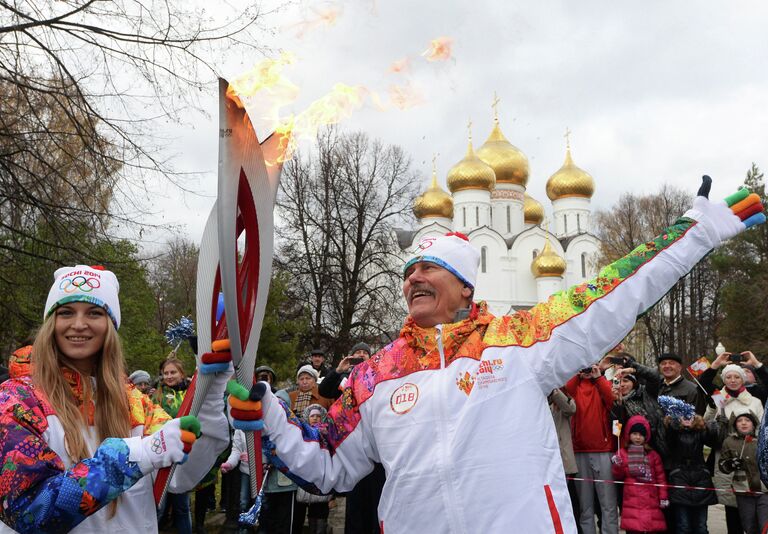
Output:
[476, 120, 529, 186]
[546, 147, 595, 201]
[413, 168, 454, 219]
[447, 139, 496, 193]
[524, 194, 544, 225]
[531, 239, 566, 278]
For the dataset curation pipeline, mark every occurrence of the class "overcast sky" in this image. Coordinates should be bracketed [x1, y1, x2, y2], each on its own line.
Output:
[140, 0, 768, 246]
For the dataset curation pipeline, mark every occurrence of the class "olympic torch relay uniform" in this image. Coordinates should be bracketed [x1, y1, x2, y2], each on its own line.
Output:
[257, 192, 760, 534]
[0, 345, 230, 533]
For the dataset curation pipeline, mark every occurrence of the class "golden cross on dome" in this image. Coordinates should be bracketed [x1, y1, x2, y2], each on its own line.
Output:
[492, 92, 500, 122]
[467, 118, 473, 141]
[432, 153, 438, 174]
[564, 127, 572, 149]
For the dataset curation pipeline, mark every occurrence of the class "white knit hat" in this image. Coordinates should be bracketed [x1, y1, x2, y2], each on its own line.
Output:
[296, 364, 319, 381]
[44, 265, 121, 328]
[722, 364, 746, 382]
[404, 232, 480, 289]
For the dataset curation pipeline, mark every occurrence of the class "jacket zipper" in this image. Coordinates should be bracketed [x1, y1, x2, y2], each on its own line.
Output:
[434, 325, 465, 532]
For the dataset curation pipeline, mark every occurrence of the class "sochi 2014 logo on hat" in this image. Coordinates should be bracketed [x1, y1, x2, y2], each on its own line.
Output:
[390, 383, 419, 415]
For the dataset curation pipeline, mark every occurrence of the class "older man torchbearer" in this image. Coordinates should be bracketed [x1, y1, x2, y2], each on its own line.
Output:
[227, 178, 765, 533]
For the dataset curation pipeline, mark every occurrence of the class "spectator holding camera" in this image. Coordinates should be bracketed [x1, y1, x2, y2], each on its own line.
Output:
[701, 350, 768, 404]
[719, 412, 768, 534]
[318, 342, 373, 400]
[565, 365, 619, 534]
[609, 360, 668, 461]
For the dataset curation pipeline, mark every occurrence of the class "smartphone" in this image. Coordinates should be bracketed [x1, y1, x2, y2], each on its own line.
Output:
[347, 357, 364, 366]
[608, 356, 626, 365]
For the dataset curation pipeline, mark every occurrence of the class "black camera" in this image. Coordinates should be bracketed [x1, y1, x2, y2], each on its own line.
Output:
[730, 354, 743, 363]
[608, 356, 627, 365]
[580, 367, 593, 374]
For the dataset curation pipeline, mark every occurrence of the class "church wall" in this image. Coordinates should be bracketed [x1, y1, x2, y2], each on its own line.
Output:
[563, 234, 601, 288]
[452, 189, 491, 233]
[551, 197, 591, 237]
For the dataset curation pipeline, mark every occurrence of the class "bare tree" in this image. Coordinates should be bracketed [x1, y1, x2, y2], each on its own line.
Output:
[595, 184, 722, 364]
[277, 128, 418, 361]
[0, 0, 269, 248]
[146, 236, 198, 334]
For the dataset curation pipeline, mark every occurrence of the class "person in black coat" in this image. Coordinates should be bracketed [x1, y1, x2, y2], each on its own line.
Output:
[663, 411, 726, 532]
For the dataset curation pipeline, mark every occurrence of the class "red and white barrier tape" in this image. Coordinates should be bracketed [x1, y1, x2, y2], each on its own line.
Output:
[566, 475, 766, 495]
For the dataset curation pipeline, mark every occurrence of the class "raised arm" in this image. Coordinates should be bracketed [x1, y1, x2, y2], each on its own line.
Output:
[485, 177, 765, 393]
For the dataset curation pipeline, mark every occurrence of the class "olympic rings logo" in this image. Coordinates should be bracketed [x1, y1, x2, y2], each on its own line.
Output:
[59, 276, 101, 293]
[150, 434, 165, 455]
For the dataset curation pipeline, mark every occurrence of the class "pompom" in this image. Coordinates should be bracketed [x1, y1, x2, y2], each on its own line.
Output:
[658, 395, 695, 420]
[165, 316, 195, 347]
[239, 494, 264, 526]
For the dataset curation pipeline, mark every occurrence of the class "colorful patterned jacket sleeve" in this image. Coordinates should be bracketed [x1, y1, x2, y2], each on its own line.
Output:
[0, 380, 144, 533]
[485, 214, 720, 394]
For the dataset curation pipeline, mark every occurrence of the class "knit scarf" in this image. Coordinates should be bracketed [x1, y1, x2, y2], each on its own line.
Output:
[725, 386, 747, 398]
[627, 444, 652, 482]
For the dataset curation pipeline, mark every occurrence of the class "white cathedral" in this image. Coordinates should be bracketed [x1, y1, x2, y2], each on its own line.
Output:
[396, 110, 601, 316]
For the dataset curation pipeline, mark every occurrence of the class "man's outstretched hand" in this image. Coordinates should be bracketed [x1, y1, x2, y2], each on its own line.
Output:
[227, 380, 267, 431]
[686, 175, 765, 246]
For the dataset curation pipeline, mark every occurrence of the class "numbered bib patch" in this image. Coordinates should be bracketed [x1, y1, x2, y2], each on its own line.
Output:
[390, 383, 419, 415]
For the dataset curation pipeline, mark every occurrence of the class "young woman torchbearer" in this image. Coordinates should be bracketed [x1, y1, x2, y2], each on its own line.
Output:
[0, 265, 231, 534]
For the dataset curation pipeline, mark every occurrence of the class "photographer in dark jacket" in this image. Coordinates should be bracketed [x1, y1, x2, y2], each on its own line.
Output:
[319, 342, 373, 400]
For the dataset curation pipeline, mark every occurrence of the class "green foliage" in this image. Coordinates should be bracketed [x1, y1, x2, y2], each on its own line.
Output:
[255, 268, 311, 383]
[0, 221, 167, 373]
[712, 164, 768, 355]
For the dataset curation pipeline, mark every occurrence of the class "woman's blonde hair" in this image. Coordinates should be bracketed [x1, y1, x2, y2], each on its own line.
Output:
[32, 313, 131, 463]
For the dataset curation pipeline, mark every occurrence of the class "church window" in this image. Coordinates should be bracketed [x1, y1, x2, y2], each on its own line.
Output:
[533, 249, 539, 259]
[463, 207, 466, 227]
[564, 215, 568, 234]
[581, 253, 587, 278]
[475, 206, 479, 226]
[577, 213, 581, 232]
[506, 206, 511, 233]
[481, 247, 487, 273]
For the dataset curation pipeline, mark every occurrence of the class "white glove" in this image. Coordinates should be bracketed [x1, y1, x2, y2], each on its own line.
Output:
[683, 176, 764, 247]
[135, 416, 200, 475]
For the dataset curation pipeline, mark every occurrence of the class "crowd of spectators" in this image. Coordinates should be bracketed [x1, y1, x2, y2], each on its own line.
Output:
[128, 343, 383, 534]
[550, 348, 768, 534]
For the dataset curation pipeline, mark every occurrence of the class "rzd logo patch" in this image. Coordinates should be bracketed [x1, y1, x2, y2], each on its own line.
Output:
[390, 383, 419, 415]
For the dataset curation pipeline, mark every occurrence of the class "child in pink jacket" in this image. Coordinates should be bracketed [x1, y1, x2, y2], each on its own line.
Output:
[611, 414, 668, 533]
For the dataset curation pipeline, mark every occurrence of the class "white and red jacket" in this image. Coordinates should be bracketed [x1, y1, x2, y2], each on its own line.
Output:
[261, 197, 744, 533]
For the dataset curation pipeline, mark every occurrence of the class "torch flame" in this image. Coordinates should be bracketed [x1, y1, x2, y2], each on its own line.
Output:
[270, 83, 366, 164]
[422, 37, 453, 62]
[388, 83, 424, 110]
[226, 52, 300, 110]
[389, 57, 410, 74]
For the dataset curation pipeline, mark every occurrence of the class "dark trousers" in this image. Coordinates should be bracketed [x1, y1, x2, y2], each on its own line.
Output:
[674, 504, 708, 534]
[725, 504, 744, 534]
[345, 463, 386, 534]
[292, 500, 329, 534]
[257, 491, 296, 534]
